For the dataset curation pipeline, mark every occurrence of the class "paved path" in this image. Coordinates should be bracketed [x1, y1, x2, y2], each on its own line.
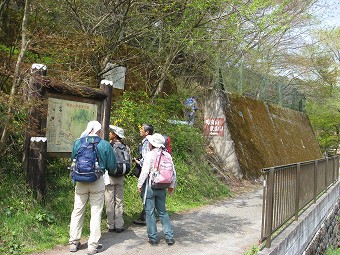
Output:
[30, 184, 263, 255]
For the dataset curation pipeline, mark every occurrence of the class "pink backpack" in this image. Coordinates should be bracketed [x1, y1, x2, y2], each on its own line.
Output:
[150, 149, 174, 189]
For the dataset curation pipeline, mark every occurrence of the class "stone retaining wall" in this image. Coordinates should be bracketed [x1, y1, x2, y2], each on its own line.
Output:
[304, 199, 340, 255]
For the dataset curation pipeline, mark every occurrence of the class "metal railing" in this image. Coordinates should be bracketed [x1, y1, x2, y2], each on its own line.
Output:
[260, 155, 339, 248]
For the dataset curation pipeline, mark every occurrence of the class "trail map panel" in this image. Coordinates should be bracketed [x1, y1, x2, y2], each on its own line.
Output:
[47, 97, 98, 153]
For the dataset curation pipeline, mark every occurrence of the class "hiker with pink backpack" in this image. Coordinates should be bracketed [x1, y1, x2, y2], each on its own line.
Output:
[137, 133, 176, 246]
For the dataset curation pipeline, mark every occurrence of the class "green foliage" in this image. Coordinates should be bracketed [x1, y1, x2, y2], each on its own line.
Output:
[110, 91, 186, 154]
[326, 246, 340, 255]
[244, 245, 260, 255]
[34, 210, 56, 225]
[306, 86, 340, 154]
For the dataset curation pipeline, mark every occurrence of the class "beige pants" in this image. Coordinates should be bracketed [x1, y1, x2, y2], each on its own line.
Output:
[104, 175, 124, 229]
[69, 177, 105, 252]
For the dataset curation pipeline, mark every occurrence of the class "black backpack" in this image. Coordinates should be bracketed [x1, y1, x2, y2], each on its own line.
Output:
[110, 142, 131, 176]
[72, 137, 101, 182]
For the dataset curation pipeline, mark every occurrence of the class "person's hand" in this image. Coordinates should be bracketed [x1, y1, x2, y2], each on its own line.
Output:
[167, 187, 174, 194]
[138, 187, 142, 193]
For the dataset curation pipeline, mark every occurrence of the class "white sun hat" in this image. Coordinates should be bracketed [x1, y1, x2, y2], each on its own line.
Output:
[146, 133, 165, 148]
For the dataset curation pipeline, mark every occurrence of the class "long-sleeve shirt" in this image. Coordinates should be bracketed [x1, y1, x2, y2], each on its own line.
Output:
[138, 148, 176, 189]
[71, 134, 117, 173]
[138, 138, 150, 167]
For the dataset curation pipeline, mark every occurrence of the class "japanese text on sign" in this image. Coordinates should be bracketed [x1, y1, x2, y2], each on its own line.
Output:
[204, 118, 225, 136]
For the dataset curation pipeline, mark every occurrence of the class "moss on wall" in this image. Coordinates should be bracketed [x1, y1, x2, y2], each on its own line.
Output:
[224, 94, 322, 178]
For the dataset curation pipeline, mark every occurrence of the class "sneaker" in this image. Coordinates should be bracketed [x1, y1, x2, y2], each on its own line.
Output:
[69, 241, 80, 252]
[133, 219, 146, 226]
[166, 239, 175, 245]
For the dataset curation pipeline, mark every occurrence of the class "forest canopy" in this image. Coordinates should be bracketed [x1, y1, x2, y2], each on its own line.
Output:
[0, 0, 339, 154]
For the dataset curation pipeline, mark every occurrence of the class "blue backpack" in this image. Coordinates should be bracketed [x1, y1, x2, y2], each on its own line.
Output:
[72, 137, 101, 182]
[185, 98, 194, 108]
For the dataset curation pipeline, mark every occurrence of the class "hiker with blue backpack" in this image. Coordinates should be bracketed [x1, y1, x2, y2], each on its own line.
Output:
[185, 96, 198, 125]
[69, 121, 117, 255]
[104, 125, 131, 233]
[137, 133, 176, 246]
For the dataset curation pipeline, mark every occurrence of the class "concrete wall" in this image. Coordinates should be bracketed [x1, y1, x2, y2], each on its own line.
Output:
[204, 90, 242, 179]
[204, 89, 322, 178]
[258, 181, 340, 255]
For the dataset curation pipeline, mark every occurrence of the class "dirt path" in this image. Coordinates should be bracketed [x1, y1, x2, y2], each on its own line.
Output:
[29, 182, 263, 255]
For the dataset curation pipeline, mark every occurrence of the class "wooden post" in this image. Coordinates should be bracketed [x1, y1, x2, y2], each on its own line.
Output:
[23, 64, 47, 199]
[28, 137, 47, 202]
[100, 80, 113, 141]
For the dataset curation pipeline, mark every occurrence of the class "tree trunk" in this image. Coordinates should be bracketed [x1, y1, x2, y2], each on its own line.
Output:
[152, 49, 179, 97]
[0, 0, 30, 155]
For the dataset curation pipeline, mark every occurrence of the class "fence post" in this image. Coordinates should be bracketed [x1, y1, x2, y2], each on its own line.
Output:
[261, 171, 267, 242]
[295, 163, 300, 221]
[325, 157, 328, 192]
[314, 160, 318, 203]
[336, 155, 340, 181]
[277, 83, 283, 106]
[332, 156, 335, 184]
[265, 168, 275, 248]
[237, 57, 243, 95]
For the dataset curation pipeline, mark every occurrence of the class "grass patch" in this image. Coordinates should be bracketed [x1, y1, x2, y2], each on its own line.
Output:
[1, 152, 229, 255]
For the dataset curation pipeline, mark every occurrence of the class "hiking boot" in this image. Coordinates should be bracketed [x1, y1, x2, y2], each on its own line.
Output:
[108, 227, 125, 233]
[148, 239, 158, 246]
[114, 228, 125, 233]
[133, 218, 146, 226]
[166, 239, 175, 245]
[69, 241, 80, 252]
[86, 243, 102, 254]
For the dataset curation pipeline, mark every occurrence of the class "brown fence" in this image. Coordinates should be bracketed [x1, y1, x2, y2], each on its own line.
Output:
[260, 155, 340, 248]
